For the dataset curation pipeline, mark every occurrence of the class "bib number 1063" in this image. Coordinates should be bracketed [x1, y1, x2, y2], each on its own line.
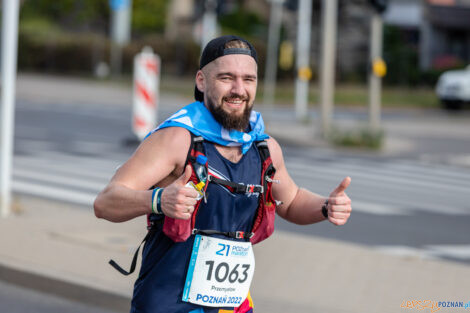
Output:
[205, 261, 250, 284]
[182, 235, 255, 307]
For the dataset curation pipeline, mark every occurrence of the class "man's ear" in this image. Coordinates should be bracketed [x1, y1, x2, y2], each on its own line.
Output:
[195, 70, 205, 93]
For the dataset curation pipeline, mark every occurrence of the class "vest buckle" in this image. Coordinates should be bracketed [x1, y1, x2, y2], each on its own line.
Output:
[235, 231, 245, 239]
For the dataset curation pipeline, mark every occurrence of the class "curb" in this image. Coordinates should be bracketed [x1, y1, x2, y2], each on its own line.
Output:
[0, 263, 131, 312]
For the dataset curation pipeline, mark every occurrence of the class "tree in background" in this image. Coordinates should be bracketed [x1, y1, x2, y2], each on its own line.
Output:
[20, 0, 169, 35]
[20, 0, 109, 32]
[132, 0, 169, 35]
[18, 0, 173, 75]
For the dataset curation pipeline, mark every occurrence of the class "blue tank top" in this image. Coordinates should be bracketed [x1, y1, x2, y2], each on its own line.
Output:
[130, 141, 261, 313]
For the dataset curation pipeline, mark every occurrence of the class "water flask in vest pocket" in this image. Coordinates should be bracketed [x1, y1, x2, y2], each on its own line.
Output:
[163, 155, 208, 242]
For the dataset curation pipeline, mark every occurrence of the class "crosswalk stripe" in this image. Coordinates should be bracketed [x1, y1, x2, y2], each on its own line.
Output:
[305, 152, 470, 180]
[70, 140, 123, 154]
[375, 245, 470, 261]
[374, 245, 438, 260]
[349, 200, 411, 215]
[286, 153, 470, 184]
[372, 159, 470, 182]
[11, 147, 470, 217]
[13, 167, 106, 192]
[15, 139, 56, 151]
[424, 245, 470, 260]
[31, 150, 125, 170]
[14, 157, 114, 181]
[287, 167, 470, 215]
[12, 180, 95, 206]
[285, 158, 470, 193]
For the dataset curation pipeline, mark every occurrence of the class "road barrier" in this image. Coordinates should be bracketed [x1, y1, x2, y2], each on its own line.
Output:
[132, 46, 160, 140]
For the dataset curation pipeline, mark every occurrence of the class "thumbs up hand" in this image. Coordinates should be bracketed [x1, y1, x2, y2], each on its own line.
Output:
[160, 165, 199, 219]
[325, 177, 352, 226]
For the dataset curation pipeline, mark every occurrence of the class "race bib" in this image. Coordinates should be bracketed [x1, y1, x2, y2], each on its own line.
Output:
[182, 235, 255, 307]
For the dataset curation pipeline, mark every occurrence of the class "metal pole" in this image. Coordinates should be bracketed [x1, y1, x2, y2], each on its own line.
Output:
[294, 0, 312, 121]
[263, 0, 284, 114]
[110, 11, 123, 76]
[368, 13, 383, 131]
[110, 0, 132, 76]
[319, 0, 338, 137]
[201, 0, 218, 51]
[1, 0, 20, 217]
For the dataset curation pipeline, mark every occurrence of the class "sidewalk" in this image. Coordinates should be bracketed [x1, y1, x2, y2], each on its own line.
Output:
[2, 73, 470, 312]
[1, 195, 470, 313]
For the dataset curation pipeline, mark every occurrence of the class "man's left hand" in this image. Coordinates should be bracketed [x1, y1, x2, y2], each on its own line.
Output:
[326, 177, 352, 226]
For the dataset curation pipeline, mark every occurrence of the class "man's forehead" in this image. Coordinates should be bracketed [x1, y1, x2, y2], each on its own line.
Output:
[208, 54, 258, 74]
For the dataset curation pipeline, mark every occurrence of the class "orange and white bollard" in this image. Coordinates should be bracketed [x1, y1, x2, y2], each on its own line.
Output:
[132, 46, 161, 140]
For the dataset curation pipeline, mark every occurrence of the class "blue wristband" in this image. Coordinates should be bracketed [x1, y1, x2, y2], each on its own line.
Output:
[156, 188, 163, 214]
[151, 188, 164, 215]
[151, 188, 158, 214]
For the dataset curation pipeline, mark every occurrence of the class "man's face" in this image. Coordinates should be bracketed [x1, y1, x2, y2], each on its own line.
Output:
[196, 54, 258, 131]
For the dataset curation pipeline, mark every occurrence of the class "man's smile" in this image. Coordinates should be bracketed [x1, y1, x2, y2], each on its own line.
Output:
[223, 97, 247, 110]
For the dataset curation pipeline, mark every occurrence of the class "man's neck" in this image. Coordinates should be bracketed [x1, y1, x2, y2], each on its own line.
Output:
[215, 144, 243, 163]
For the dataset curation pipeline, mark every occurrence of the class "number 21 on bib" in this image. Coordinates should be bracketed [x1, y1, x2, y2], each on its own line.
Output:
[182, 235, 255, 307]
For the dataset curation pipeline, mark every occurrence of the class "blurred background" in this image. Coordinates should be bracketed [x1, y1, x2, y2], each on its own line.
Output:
[11, 0, 469, 86]
[1, 1, 470, 313]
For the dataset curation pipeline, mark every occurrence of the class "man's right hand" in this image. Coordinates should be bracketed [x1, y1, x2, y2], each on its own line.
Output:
[160, 165, 199, 219]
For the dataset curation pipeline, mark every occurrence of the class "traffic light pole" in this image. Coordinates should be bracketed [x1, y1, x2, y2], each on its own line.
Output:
[368, 13, 383, 132]
[294, 0, 312, 121]
[110, 0, 132, 77]
[201, 0, 218, 51]
[263, 0, 284, 116]
[319, 0, 338, 136]
[1, 0, 20, 217]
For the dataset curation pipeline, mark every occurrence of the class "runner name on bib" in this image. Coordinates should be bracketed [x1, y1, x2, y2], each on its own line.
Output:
[182, 235, 255, 307]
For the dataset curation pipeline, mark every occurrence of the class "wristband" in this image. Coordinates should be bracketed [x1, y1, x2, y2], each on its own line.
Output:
[321, 199, 329, 219]
[151, 188, 164, 215]
[156, 188, 163, 214]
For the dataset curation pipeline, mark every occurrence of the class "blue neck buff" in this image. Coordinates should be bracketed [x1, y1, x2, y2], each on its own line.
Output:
[146, 101, 269, 154]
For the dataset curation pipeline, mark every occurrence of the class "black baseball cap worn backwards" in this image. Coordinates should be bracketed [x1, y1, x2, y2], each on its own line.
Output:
[194, 35, 258, 102]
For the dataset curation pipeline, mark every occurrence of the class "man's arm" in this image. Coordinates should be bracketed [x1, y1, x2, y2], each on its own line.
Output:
[267, 138, 352, 226]
[93, 127, 198, 223]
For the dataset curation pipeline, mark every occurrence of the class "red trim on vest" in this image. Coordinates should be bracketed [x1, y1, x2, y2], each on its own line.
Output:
[249, 156, 276, 244]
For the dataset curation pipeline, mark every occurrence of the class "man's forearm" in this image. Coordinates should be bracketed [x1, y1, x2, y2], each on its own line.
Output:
[94, 184, 152, 222]
[281, 188, 327, 225]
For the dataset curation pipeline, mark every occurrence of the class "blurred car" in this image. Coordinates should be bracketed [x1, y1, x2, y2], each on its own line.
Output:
[435, 65, 470, 110]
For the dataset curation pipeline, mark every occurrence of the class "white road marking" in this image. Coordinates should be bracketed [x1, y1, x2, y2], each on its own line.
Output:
[375, 245, 470, 262]
[13, 167, 106, 191]
[12, 180, 95, 206]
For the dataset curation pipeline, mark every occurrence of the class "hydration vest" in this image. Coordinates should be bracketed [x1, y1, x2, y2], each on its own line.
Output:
[110, 133, 277, 276]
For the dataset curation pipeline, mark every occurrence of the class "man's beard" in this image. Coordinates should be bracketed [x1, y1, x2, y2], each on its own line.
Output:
[207, 96, 252, 131]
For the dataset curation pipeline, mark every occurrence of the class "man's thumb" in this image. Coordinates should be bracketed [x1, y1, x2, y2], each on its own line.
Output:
[176, 164, 192, 185]
[331, 176, 351, 196]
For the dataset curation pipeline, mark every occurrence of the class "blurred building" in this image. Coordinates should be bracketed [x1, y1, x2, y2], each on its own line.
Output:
[165, 0, 195, 41]
[164, 0, 470, 77]
[421, 0, 470, 69]
[165, 0, 269, 42]
[384, 0, 470, 70]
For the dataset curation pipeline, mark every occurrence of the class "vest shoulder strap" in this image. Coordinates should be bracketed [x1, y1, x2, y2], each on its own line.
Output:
[184, 133, 205, 172]
[255, 140, 270, 162]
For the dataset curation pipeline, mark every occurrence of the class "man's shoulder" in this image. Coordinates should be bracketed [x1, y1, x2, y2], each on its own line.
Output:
[265, 136, 280, 151]
[156, 126, 192, 137]
[144, 127, 192, 153]
[264, 136, 284, 169]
